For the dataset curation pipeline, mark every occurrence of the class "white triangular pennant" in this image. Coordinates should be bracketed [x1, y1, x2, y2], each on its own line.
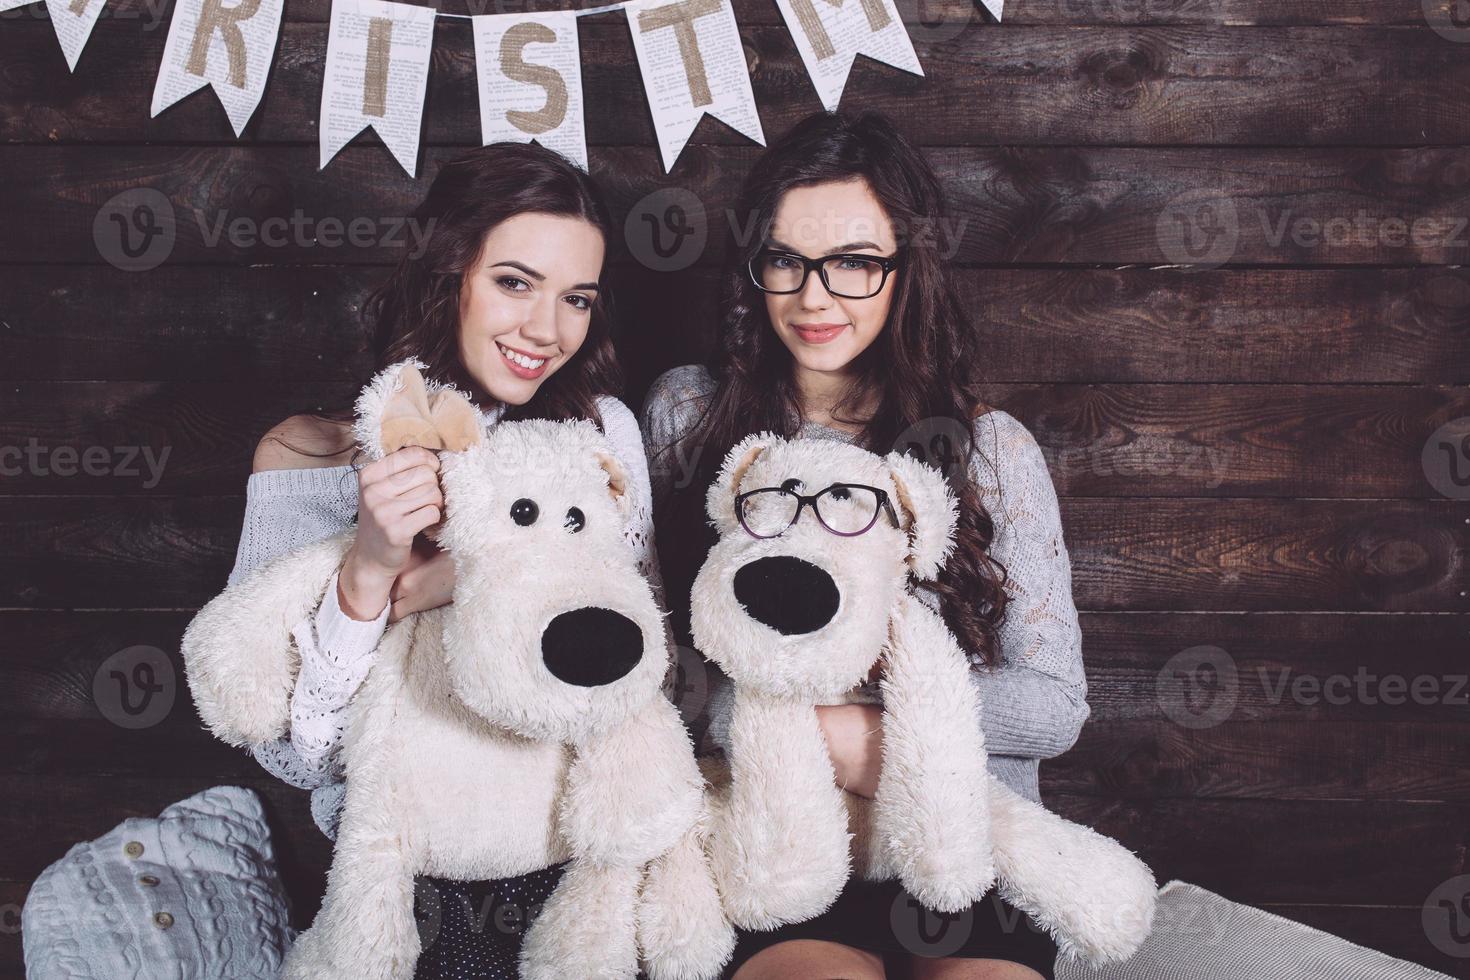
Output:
[774, 0, 922, 112]
[150, 0, 283, 136]
[319, 0, 435, 178]
[471, 10, 588, 171]
[44, 0, 107, 71]
[980, 0, 1003, 20]
[624, 0, 765, 173]
[2, 0, 109, 73]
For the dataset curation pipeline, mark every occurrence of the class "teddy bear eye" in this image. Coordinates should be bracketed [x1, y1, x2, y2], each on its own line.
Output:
[564, 507, 585, 533]
[828, 486, 851, 501]
[510, 498, 539, 526]
[780, 478, 802, 493]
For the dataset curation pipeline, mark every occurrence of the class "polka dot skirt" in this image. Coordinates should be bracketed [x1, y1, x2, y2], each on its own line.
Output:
[412, 863, 567, 979]
[410, 864, 654, 979]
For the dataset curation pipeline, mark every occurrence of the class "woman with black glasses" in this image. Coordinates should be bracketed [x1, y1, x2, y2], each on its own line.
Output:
[640, 109, 1087, 980]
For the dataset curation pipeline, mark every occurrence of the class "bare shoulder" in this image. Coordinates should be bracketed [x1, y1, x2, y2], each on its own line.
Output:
[252, 413, 357, 472]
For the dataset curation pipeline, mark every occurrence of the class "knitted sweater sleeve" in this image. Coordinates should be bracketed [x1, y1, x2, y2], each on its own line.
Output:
[224, 465, 372, 791]
[958, 410, 1091, 760]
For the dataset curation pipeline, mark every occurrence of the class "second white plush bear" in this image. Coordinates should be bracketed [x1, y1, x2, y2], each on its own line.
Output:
[182, 361, 733, 980]
[691, 433, 1157, 966]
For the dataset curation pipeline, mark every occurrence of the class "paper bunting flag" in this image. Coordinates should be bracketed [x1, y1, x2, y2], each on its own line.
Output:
[471, 10, 588, 171]
[150, 0, 284, 135]
[319, 0, 435, 178]
[773, 0, 922, 112]
[625, 0, 765, 173]
[0, 0, 109, 72]
[981, 0, 1003, 20]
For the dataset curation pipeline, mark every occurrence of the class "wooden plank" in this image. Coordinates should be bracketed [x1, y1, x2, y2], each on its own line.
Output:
[4, 24, 1470, 146]
[3, 380, 1467, 497]
[1075, 611, 1470, 724]
[5, 611, 1467, 800]
[2, 0, 1440, 26]
[1, 496, 1464, 610]
[6, 267, 1468, 384]
[8, 611, 1467, 724]
[1049, 720, 1470, 801]
[1049, 796, 1470, 906]
[6, 145, 1470, 265]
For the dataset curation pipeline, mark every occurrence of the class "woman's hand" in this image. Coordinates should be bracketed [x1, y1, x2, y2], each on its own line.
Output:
[386, 538, 456, 623]
[816, 702, 884, 799]
[339, 446, 443, 621]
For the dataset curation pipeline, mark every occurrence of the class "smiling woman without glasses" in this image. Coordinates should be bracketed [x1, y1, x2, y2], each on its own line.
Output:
[229, 142, 663, 980]
[642, 110, 1089, 980]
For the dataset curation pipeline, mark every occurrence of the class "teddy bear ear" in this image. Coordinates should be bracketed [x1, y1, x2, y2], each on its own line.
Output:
[596, 451, 633, 522]
[705, 432, 778, 531]
[354, 358, 431, 460]
[883, 450, 959, 582]
[354, 358, 485, 460]
[428, 388, 483, 453]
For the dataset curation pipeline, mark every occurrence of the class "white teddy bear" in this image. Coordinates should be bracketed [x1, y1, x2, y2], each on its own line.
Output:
[181, 360, 733, 980]
[691, 432, 1158, 966]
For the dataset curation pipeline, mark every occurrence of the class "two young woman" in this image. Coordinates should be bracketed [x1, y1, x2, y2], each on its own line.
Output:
[233, 111, 1087, 980]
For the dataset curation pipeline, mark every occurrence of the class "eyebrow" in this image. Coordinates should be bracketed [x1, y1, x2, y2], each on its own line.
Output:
[765, 239, 884, 255]
[491, 260, 600, 292]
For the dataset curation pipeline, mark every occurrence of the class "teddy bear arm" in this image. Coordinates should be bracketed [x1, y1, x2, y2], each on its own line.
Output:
[284, 799, 421, 980]
[708, 690, 852, 930]
[986, 776, 1158, 965]
[874, 590, 995, 912]
[562, 696, 704, 867]
[519, 859, 644, 980]
[182, 529, 356, 747]
[636, 819, 736, 980]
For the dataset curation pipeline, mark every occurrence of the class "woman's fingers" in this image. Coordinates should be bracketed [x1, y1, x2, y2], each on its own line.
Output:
[361, 446, 439, 487]
[401, 502, 444, 537]
[361, 463, 439, 505]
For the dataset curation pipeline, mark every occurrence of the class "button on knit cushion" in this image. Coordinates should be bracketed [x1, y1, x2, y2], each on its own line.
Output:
[22, 786, 294, 980]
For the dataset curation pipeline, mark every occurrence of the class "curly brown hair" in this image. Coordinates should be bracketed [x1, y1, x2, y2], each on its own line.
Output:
[654, 109, 1011, 667]
[286, 142, 623, 459]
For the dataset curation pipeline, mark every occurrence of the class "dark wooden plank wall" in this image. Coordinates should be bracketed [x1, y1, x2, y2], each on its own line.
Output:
[2, 0, 1468, 976]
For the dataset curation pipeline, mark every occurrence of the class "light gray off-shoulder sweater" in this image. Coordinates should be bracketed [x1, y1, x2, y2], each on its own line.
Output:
[639, 364, 1092, 805]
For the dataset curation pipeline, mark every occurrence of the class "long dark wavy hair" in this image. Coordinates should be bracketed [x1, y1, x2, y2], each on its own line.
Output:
[655, 109, 1011, 667]
[280, 142, 622, 463]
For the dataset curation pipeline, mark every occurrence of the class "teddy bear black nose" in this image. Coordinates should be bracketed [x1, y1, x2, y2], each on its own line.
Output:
[541, 607, 643, 687]
[732, 556, 839, 635]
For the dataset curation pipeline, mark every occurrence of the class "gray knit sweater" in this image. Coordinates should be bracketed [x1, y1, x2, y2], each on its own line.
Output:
[638, 364, 1091, 805]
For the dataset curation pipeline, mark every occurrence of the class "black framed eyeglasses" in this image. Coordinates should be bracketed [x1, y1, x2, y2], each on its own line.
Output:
[747, 249, 900, 300]
[736, 482, 901, 539]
